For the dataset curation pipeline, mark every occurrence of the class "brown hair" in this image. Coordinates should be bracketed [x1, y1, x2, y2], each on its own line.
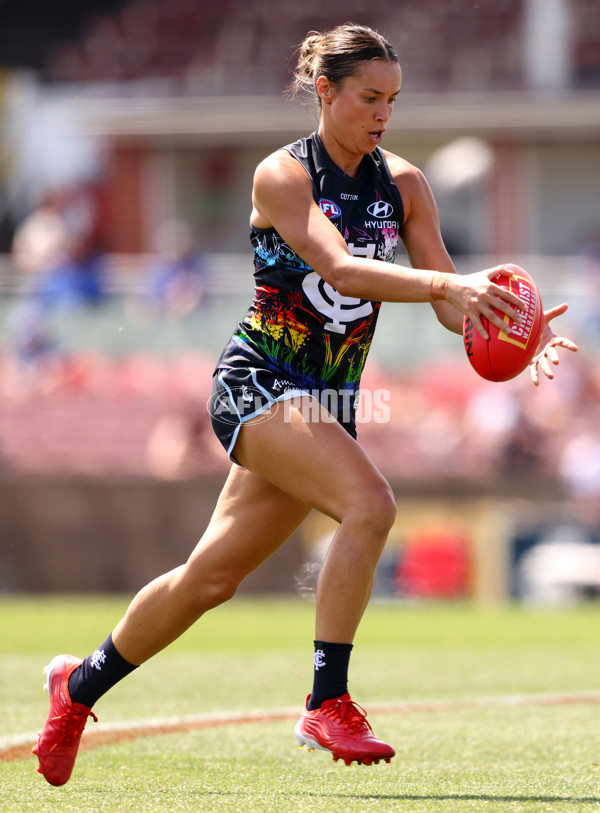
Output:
[289, 23, 399, 101]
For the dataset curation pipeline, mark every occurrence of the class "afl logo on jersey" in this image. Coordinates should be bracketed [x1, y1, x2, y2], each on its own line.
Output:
[319, 199, 341, 219]
[367, 200, 394, 218]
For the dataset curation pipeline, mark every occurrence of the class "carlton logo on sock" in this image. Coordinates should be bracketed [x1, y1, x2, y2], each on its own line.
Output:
[314, 650, 326, 671]
[90, 649, 106, 671]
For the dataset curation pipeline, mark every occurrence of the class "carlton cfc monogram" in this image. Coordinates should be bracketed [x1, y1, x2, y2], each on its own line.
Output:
[302, 272, 373, 334]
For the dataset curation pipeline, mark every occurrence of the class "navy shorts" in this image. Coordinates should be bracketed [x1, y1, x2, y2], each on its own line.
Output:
[208, 366, 309, 463]
[208, 366, 358, 464]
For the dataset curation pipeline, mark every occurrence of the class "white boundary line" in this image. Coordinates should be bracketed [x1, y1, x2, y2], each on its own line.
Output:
[6, 690, 600, 755]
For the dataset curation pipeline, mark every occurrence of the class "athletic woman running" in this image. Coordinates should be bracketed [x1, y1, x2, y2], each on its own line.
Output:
[34, 23, 577, 785]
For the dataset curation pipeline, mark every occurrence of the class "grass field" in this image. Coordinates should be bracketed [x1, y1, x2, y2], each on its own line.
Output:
[2, 595, 600, 812]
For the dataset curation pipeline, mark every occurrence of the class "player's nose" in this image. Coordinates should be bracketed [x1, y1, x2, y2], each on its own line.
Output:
[375, 103, 390, 123]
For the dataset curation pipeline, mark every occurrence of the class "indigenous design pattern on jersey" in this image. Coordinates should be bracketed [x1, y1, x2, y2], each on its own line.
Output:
[216, 131, 404, 420]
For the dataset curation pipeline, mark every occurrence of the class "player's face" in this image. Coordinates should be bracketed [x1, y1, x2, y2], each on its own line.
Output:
[317, 60, 402, 164]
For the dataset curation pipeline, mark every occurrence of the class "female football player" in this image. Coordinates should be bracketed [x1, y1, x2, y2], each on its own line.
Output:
[34, 23, 577, 785]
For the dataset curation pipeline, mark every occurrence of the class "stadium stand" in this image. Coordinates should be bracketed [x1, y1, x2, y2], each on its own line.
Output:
[0, 1, 598, 580]
[42, 0, 599, 92]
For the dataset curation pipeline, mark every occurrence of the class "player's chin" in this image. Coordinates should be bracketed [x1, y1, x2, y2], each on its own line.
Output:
[366, 131, 384, 149]
[356, 131, 382, 153]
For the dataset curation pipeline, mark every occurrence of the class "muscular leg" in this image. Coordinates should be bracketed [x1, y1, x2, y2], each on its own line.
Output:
[112, 466, 311, 665]
[35, 396, 396, 788]
[112, 395, 395, 662]
[234, 397, 397, 644]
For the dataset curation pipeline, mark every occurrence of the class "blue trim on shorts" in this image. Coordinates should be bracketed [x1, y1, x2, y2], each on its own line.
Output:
[217, 368, 310, 462]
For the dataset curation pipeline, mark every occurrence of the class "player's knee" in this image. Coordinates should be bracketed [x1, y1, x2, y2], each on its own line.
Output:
[183, 568, 240, 613]
[369, 483, 397, 533]
[204, 572, 240, 609]
[349, 481, 396, 536]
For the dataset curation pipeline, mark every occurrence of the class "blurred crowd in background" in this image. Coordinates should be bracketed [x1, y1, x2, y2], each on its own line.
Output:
[0, 0, 597, 91]
[0, 0, 599, 600]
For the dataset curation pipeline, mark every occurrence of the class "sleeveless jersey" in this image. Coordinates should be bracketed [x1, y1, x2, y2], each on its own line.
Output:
[215, 131, 404, 410]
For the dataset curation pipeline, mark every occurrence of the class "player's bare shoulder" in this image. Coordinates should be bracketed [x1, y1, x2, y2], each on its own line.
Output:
[253, 149, 311, 204]
[252, 148, 313, 228]
[255, 148, 309, 187]
[382, 149, 437, 224]
[381, 150, 429, 196]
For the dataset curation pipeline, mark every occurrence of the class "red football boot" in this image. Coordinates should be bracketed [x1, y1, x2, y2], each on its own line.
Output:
[32, 654, 98, 786]
[294, 693, 395, 766]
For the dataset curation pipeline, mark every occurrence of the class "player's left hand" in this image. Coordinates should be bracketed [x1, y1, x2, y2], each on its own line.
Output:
[529, 303, 579, 386]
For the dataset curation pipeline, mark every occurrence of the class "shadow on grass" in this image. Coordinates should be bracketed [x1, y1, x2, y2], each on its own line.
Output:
[328, 794, 600, 804]
[203, 791, 600, 805]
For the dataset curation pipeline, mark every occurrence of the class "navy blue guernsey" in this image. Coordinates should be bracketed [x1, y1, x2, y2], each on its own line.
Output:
[215, 131, 404, 413]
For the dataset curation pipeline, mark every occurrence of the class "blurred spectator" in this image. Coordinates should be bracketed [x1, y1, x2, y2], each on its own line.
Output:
[5, 300, 57, 367]
[11, 183, 108, 310]
[137, 219, 209, 320]
[1, 300, 69, 399]
[11, 191, 70, 279]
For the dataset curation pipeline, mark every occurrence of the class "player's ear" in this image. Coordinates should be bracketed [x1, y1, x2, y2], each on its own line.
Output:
[316, 75, 334, 104]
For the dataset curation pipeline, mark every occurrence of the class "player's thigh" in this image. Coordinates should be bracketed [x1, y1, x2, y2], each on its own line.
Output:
[233, 396, 395, 526]
[186, 464, 311, 578]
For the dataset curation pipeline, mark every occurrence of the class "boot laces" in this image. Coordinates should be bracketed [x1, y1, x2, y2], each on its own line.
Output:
[324, 697, 373, 733]
[49, 708, 98, 751]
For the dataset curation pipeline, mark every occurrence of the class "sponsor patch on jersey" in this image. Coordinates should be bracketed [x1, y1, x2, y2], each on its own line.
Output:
[319, 199, 342, 219]
[366, 200, 394, 218]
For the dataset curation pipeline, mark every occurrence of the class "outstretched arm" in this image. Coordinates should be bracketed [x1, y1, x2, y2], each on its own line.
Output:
[394, 155, 579, 384]
[252, 150, 525, 339]
[390, 155, 525, 340]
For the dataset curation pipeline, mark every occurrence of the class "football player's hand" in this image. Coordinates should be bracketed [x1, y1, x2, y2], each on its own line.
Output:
[529, 303, 578, 386]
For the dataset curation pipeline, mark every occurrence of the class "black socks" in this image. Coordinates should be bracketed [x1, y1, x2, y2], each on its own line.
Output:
[307, 640, 353, 710]
[68, 634, 138, 708]
[67, 634, 352, 712]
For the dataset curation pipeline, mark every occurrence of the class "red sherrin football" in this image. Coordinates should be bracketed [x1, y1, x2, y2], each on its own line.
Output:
[463, 264, 544, 382]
